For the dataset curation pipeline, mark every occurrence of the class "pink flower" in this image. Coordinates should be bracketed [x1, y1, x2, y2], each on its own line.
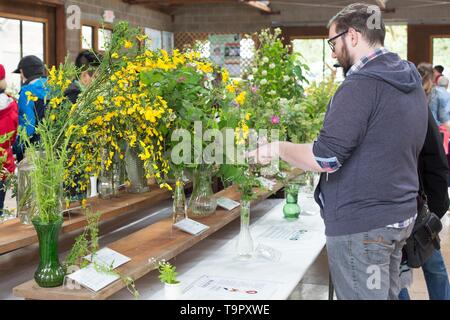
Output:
[251, 86, 258, 93]
[271, 115, 280, 124]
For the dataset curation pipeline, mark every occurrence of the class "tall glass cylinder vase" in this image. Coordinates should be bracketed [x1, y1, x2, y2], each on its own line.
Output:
[236, 200, 253, 259]
[32, 217, 65, 287]
[188, 165, 217, 217]
[125, 146, 149, 194]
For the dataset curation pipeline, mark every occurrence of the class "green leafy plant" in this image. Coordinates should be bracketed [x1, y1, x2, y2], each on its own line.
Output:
[156, 260, 179, 284]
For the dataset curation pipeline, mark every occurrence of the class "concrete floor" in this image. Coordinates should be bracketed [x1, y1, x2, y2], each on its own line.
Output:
[2, 190, 450, 300]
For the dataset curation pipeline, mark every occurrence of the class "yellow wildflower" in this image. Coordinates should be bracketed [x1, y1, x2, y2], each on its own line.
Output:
[111, 52, 119, 59]
[25, 91, 38, 102]
[222, 69, 229, 83]
[236, 91, 247, 106]
[124, 40, 133, 49]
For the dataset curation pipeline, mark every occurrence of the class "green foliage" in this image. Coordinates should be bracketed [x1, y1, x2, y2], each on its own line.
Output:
[285, 76, 338, 143]
[64, 209, 101, 269]
[156, 260, 179, 284]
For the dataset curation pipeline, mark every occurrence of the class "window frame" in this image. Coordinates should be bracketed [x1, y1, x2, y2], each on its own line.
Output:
[0, 12, 48, 65]
[80, 20, 113, 52]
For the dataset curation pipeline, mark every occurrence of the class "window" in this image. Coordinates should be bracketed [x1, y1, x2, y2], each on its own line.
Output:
[0, 16, 45, 91]
[81, 25, 93, 50]
[81, 24, 112, 52]
[292, 38, 343, 83]
[384, 24, 407, 60]
[432, 37, 450, 75]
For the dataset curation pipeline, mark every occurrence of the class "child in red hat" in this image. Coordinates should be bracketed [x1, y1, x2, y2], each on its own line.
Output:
[0, 64, 18, 216]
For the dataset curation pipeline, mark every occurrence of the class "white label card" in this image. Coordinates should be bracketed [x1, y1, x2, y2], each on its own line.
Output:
[67, 264, 120, 292]
[173, 218, 209, 235]
[217, 197, 240, 211]
[84, 247, 131, 269]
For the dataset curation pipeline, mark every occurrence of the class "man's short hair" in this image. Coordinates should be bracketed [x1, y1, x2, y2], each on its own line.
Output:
[75, 50, 101, 77]
[328, 3, 386, 46]
[434, 65, 444, 74]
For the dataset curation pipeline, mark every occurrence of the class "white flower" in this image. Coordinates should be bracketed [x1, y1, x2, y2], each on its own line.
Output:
[262, 56, 269, 63]
[269, 90, 276, 95]
[252, 68, 258, 73]
[279, 98, 288, 106]
[283, 75, 290, 82]
[260, 79, 268, 85]
[269, 63, 275, 69]
[262, 70, 267, 76]
[248, 74, 254, 81]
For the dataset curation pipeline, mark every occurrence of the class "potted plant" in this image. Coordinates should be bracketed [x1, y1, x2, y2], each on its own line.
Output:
[157, 260, 182, 299]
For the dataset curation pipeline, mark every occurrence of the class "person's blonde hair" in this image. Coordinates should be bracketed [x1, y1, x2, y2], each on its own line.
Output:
[0, 79, 7, 91]
[417, 62, 434, 96]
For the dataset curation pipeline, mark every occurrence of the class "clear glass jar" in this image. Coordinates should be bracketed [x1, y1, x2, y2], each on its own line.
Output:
[98, 160, 120, 200]
[124, 146, 149, 194]
[17, 157, 34, 224]
[188, 165, 217, 217]
[236, 199, 253, 259]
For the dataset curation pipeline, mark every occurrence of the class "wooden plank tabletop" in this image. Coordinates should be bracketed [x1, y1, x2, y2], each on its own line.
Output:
[13, 169, 302, 300]
[0, 186, 174, 255]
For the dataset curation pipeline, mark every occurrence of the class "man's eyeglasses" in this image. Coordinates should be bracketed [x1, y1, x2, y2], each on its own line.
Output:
[327, 30, 349, 52]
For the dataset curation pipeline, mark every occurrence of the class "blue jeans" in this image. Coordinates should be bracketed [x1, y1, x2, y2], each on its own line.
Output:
[327, 223, 414, 300]
[399, 249, 450, 300]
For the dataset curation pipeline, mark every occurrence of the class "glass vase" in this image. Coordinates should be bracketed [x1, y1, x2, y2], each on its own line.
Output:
[236, 200, 253, 259]
[173, 177, 187, 224]
[32, 217, 65, 287]
[283, 183, 301, 221]
[17, 157, 34, 224]
[188, 165, 217, 217]
[125, 146, 149, 194]
[98, 160, 120, 200]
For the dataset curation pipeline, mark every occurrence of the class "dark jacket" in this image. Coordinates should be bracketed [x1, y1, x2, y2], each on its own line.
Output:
[313, 52, 428, 236]
[64, 80, 82, 104]
[419, 107, 450, 218]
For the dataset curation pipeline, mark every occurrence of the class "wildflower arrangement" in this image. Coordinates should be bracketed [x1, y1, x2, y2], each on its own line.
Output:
[61, 21, 176, 193]
[242, 28, 308, 140]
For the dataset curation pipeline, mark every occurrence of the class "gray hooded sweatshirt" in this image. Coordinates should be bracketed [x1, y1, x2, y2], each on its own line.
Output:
[313, 52, 428, 236]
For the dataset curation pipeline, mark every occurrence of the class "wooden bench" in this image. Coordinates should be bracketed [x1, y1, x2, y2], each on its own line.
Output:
[13, 169, 301, 300]
[0, 186, 176, 255]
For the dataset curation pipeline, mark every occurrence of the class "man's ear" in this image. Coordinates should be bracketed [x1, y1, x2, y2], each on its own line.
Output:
[349, 27, 359, 47]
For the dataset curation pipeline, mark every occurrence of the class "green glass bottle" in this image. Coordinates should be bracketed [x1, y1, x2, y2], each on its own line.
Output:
[283, 183, 301, 221]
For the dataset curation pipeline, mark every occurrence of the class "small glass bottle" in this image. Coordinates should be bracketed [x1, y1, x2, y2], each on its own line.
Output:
[283, 183, 301, 221]
[236, 199, 254, 259]
[172, 177, 187, 224]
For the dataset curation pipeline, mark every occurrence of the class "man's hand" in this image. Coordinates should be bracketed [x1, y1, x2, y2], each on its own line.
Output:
[246, 141, 280, 165]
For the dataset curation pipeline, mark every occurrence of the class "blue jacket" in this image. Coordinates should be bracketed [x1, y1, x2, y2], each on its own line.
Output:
[428, 86, 450, 126]
[17, 77, 48, 137]
[313, 52, 428, 236]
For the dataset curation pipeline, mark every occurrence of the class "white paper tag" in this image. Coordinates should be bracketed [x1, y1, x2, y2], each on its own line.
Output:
[67, 264, 120, 292]
[217, 197, 240, 211]
[84, 247, 131, 269]
[173, 218, 209, 235]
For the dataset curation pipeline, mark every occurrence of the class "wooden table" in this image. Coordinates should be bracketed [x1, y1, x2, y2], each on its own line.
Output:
[0, 186, 175, 255]
[13, 169, 301, 300]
